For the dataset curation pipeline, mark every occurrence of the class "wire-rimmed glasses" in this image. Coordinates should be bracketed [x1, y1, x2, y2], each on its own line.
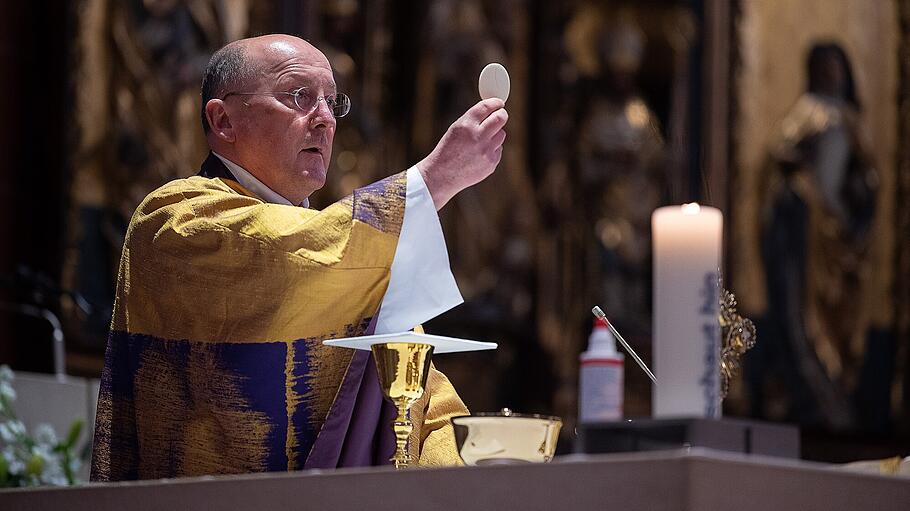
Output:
[222, 87, 351, 118]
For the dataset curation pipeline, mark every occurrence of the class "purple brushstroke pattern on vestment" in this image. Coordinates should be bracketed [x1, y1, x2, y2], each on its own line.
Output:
[200, 150, 399, 468]
[304, 314, 397, 468]
[352, 174, 407, 235]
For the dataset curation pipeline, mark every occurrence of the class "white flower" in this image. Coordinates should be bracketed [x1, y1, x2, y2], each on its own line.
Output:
[0, 381, 15, 402]
[2, 445, 25, 476]
[21, 444, 67, 486]
[0, 420, 26, 443]
[44, 473, 69, 486]
[0, 366, 81, 487]
[32, 444, 52, 463]
[33, 423, 57, 446]
[0, 365, 13, 384]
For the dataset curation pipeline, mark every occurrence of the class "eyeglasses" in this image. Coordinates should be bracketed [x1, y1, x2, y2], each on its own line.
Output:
[222, 87, 351, 118]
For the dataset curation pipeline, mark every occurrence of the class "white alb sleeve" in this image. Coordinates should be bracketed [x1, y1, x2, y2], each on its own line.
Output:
[373, 166, 464, 334]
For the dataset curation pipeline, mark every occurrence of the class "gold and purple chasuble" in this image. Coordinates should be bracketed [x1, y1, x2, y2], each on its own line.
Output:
[91, 153, 468, 481]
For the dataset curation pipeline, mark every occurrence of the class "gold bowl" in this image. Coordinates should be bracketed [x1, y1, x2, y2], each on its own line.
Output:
[451, 409, 562, 465]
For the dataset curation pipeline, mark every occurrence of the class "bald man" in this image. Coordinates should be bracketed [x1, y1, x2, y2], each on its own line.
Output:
[90, 35, 508, 481]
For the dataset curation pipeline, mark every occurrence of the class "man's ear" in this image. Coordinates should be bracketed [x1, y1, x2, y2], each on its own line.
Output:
[205, 99, 236, 143]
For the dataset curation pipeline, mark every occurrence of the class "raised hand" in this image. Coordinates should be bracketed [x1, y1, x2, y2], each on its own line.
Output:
[416, 98, 508, 210]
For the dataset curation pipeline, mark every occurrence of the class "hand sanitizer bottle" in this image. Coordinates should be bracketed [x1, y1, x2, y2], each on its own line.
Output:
[579, 319, 624, 422]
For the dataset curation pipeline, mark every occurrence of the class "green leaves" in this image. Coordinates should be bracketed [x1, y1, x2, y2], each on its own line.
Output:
[64, 420, 83, 451]
[0, 454, 8, 485]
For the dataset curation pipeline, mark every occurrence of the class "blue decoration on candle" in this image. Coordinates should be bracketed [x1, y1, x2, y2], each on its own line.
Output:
[698, 271, 720, 417]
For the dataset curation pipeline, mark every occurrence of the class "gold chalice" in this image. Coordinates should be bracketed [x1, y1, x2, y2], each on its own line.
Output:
[371, 342, 434, 469]
[323, 330, 497, 469]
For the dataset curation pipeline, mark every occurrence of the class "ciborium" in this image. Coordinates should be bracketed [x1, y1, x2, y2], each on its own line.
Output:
[452, 408, 562, 465]
[371, 342, 434, 468]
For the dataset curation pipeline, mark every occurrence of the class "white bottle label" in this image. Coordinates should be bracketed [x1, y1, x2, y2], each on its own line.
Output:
[579, 359, 623, 423]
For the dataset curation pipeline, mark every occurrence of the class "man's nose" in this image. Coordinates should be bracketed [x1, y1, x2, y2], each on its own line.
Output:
[309, 97, 335, 128]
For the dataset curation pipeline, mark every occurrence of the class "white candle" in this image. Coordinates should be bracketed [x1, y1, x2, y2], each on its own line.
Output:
[652, 203, 722, 418]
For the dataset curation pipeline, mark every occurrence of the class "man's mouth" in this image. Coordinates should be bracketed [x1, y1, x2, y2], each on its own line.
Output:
[303, 147, 322, 155]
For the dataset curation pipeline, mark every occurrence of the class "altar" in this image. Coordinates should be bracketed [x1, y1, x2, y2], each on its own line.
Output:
[3, 449, 908, 511]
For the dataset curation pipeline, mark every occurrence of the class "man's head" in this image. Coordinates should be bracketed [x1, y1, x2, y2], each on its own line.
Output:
[201, 35, 338, 205]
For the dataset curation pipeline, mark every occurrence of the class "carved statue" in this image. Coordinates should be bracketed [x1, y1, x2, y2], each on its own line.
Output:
[755, 42, 878, 429]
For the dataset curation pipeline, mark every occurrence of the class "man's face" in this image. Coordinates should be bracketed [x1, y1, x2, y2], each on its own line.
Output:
[225, 37, 337, 205]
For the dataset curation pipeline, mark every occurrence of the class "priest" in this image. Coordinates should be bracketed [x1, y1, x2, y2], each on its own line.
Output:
[90, 34, 508, 481]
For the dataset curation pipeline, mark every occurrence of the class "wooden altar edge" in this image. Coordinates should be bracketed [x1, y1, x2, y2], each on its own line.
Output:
[1, 448, 908, 511]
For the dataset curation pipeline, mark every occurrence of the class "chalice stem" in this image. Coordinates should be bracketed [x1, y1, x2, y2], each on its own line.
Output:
[371, 341, 433, 470]
[391, 402, 413, 468]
